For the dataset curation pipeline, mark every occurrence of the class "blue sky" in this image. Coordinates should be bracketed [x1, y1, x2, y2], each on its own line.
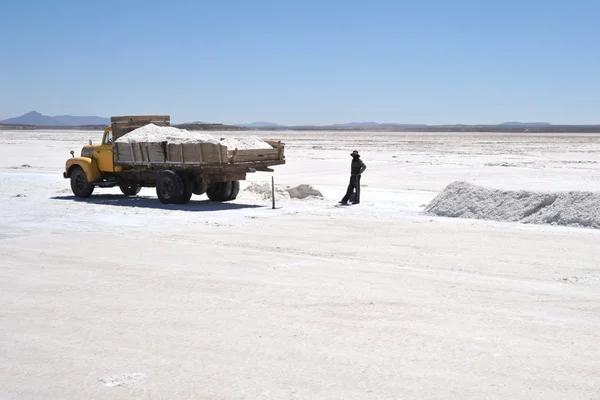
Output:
[1, 0, 598, 125]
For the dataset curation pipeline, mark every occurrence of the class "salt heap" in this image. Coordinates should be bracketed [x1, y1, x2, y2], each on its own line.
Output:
[115, 124, 219, 144]
[219, 136, 273, 150]
[243, 182, 323, 201]
[243, 182, 290, 201]
[115, 124, 273, 150]
[425, 181, 600, 229]
[287, 184, 323, 199]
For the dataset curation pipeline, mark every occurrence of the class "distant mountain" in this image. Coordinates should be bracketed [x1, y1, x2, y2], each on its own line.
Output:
[237, 121, 430, 129]
[53, 115, 110, 126]
[0, 112, 569, 131]
[329, 122, 428, 128]
[237, 121, 282, 128]
[499, 121, 552, 127]
[0, 111, 63, 126]
[334, 121, 381, 127]
[0, 111, 109, 126]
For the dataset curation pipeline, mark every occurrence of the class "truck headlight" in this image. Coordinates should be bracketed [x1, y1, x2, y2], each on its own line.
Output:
[81, 149, 93, 157]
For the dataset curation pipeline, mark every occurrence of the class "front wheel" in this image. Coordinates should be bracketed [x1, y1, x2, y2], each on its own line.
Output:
[119, 182, 141, 196]
[70, 167, 94, 198]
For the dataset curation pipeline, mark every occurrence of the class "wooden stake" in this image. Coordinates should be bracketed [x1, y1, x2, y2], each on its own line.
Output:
[271, 175, 275, 209]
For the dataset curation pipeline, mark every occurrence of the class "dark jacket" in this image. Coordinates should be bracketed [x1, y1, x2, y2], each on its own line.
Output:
[351, 157, 367, 176]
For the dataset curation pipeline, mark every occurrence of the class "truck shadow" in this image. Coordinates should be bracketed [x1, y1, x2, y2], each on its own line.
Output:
[51, 194, 265, 212]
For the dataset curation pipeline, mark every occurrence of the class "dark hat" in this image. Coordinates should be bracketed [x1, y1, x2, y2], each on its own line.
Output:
[350, 150, 360, 157]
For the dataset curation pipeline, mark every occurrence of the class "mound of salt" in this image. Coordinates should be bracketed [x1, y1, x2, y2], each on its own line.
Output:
[115, 124, 219, 144]
[286, 184, 323, 199]
[243, 182, 290, 201]
[425, 181, 600, 229]
[219, 136, 273, 150]
[116, 124, 273, 150]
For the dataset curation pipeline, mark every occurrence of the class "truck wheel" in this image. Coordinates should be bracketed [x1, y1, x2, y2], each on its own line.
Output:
[228, 181, 240, 201]
[193, 185, 207, 196]
[70, 166, 94, 198]
[174, 172, 194, 204]
[156, 170, 183, 204]
[206, 181, 232, 202]
[193, 179, 207, 196]
[119, 183, 141, 196]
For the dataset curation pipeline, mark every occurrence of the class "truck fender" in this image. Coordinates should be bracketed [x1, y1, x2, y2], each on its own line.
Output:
[64, 157, 102, 183]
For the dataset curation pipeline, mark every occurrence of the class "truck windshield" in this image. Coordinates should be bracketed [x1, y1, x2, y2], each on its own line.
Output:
[104, 131, 113, 145]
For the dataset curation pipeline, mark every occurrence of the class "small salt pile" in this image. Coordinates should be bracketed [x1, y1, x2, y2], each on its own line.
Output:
[244, 182, 290, 201]
[287, 184, 323, 199]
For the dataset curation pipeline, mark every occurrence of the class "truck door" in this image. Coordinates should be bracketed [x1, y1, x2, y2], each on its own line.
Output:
[95, 129, 115, 172]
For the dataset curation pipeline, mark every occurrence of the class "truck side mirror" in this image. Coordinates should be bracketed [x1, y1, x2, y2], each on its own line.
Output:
[89, 139, 92, 145]
[70, 150, 75, 158]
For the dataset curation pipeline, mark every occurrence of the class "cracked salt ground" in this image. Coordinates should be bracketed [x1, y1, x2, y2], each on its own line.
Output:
[557, 274, 600, 285]
[98, 373, 146, 387]
[3, 130, 600, 399]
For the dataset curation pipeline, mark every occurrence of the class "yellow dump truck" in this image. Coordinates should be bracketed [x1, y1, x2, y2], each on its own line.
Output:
[63, 115, 285, 204]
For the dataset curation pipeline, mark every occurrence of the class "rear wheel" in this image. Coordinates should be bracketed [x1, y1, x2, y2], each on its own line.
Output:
[206, 181, 232, 202]
[70, 166, 94, 198]
[174, 172, 194, 204]
[193, 179, 207, 196]
[119, 182, 141, 196]
[206, 181, 240, 202]
[228, 180, 240, 201]
[156, 170, 183, 204]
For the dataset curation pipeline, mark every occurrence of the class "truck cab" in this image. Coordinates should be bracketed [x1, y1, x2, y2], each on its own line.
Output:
[64, 126, 134, 198]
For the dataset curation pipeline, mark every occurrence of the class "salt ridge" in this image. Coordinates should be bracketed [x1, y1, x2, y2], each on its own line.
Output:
[425, 181, 600, 229]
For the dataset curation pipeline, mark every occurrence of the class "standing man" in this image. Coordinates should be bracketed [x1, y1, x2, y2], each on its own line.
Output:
[340, 150, 367, 205]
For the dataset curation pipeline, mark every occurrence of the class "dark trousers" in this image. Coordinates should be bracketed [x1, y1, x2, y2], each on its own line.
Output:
[341, 175, 361, 203]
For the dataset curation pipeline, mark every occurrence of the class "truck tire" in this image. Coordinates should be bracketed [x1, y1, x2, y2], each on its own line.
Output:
[228, 180, 240, 201]
[156, 170, 184, 204]
[206, 181, 232, 202]
[174, 172, 194, 204]
[193, 185, 206, 196]
[70, 166, 94, 198]
[192, 178, 207, 196]
[119, 182, 141, 196]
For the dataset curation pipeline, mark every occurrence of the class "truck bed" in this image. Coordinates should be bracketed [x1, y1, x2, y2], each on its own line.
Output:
[113, 140, 285, 170]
